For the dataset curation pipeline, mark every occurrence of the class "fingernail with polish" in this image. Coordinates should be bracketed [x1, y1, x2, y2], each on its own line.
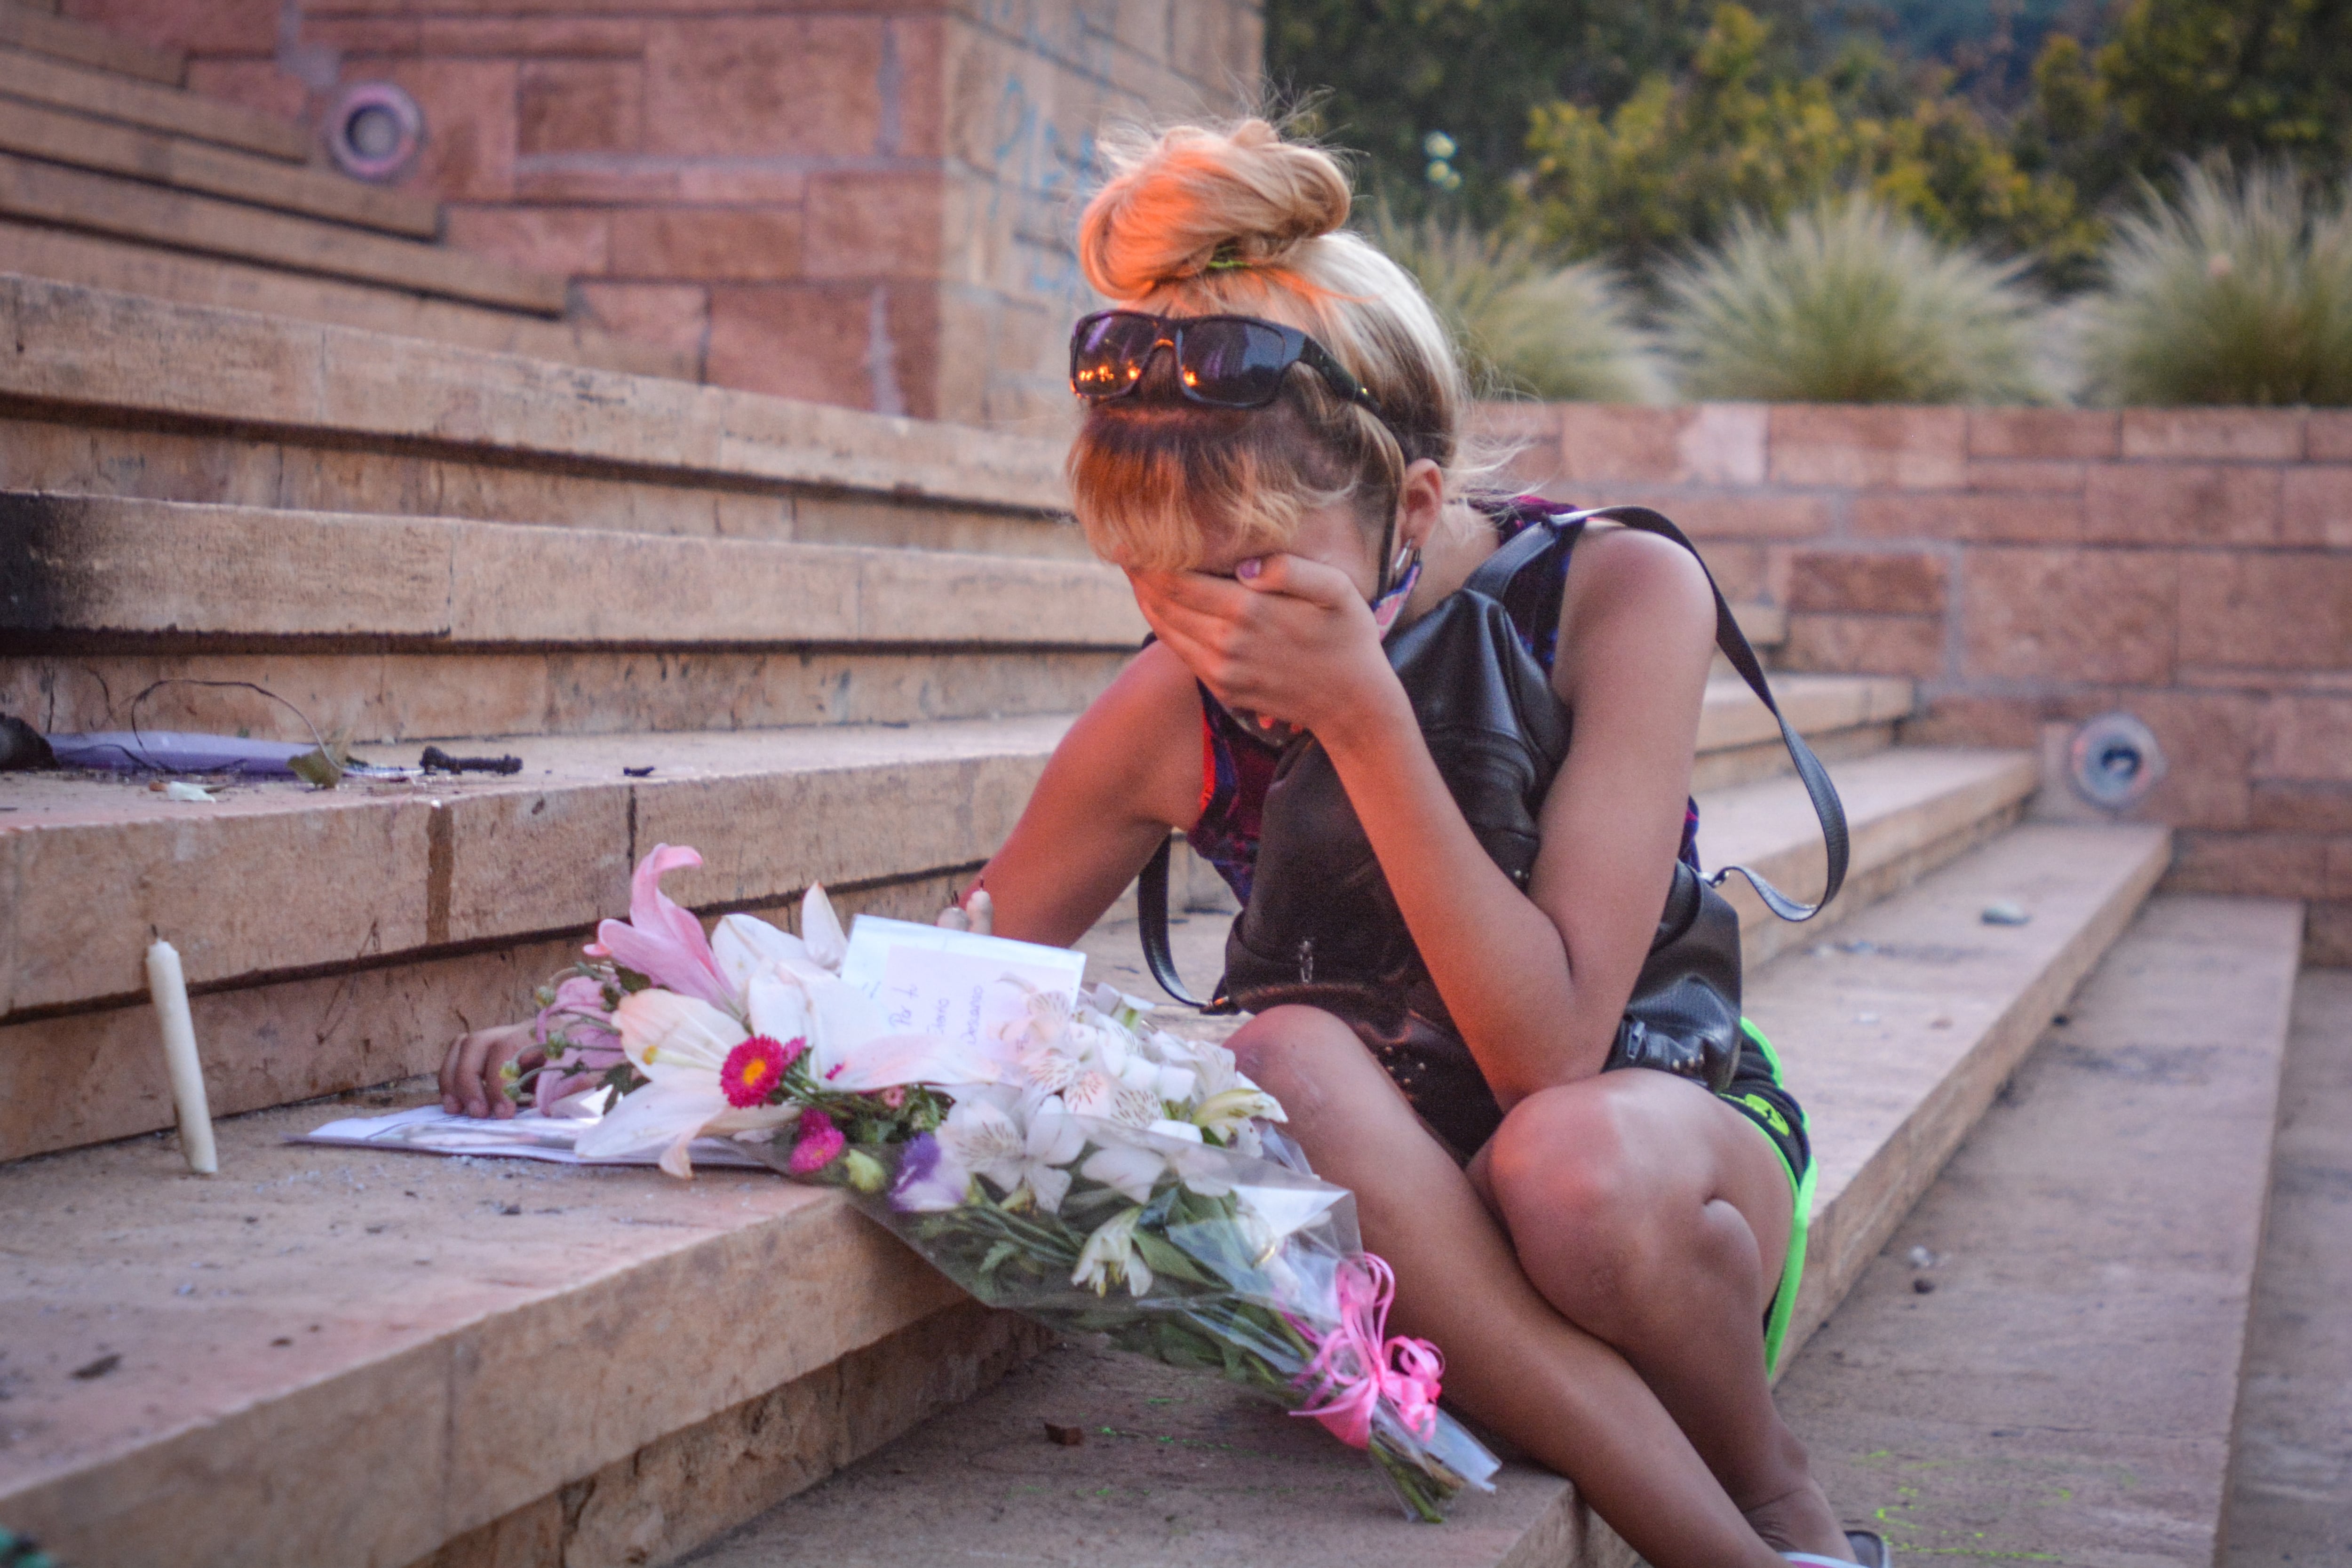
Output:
[1236, 558, 1262, 581]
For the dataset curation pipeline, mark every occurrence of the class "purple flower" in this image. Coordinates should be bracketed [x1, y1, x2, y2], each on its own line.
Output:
[888, 1132, 971, 1212]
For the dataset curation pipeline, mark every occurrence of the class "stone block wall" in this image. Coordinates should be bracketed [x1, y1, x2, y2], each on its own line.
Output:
[1488, 403, 2352, 965]
[61, 0, 1262, 426]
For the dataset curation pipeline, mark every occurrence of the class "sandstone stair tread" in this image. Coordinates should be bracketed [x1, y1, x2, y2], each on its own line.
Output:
[0, 707, 1943, 1023]
[0, 712, 1081, 1017]
[0, 223, 693, 379]
[0, 490, 1146, 644]
[0, 1094, 981, 1568]
[0, 819, 2165, 1568]
[0, 149, 565, 313]
[0, 92, 440, 236]
[2218, 966, 2352, 1563]
[677, 822, 2173, 1568]
[0, 44, 306, 160]
[0, 274, 1070, 516]
[0, 1, 183, 84]
[1772, 893, 2304, 1566]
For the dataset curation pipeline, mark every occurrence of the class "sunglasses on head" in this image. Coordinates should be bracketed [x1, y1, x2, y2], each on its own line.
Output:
[1070, 310, 1407, 447]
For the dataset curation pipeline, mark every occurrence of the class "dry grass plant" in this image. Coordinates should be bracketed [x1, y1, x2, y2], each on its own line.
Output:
[1368, 209, 1669, 403]
[1660, 193, 2049, 403]
[2080, 162, 2352, 406]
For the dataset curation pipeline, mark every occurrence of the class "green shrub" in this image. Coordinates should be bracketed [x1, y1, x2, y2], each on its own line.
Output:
[2079, 162, 2352, 406]
[1660, 193, 2049, 402]
[1369, 210, 1668, 402]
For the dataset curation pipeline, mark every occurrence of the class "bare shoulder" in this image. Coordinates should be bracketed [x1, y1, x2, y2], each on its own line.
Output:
[1555, 523, 1716, 689]
[1054, 638, 1204, 828]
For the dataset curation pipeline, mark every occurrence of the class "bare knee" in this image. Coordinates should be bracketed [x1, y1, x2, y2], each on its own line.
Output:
[1487, 1087, 1644, 1248]
[1484, 1085, 1701, 1328]
[1226, 1005, 1366, 1096]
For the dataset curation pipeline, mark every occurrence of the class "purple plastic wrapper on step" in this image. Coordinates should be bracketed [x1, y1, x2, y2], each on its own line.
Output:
[46, 731, 314, 774]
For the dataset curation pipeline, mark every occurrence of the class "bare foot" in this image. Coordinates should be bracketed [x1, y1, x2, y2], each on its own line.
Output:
[1742, 1479, 1853, 1560]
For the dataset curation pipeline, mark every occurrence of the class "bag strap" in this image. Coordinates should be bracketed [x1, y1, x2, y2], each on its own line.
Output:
[1546, 504, 1849, 923]
[1136, 502, 1850, 1007]
[1137, 834, 1209, 1008]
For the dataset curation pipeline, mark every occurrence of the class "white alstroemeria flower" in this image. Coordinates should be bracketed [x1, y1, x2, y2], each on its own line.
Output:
[1065, 1073, 1161, 1129]
[1151, 1062, 1200, 1106]
[938, 1095, 1085, 1213]
[1078, 1136, 1166, 1203]
[1187, 1039, 1253, 1101]
[1150, 1117, 1207, 1146]
[1072, 1206, 1153, 1297]
[991, 983, 1071, 1054]
[1193, 1085, 1287, 1138]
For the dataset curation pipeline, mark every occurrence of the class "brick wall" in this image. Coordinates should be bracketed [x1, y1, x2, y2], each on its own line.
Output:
[1486, 403, 2352, 965]
[63, 0, 1261, 426]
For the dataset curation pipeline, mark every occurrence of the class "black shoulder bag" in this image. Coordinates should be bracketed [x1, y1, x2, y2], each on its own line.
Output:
[1136, 506, 1849, 1111]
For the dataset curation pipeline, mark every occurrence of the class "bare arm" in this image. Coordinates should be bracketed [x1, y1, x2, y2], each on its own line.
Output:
[968, 640, 1207, 948]
[1136, 528, 1716, 1108]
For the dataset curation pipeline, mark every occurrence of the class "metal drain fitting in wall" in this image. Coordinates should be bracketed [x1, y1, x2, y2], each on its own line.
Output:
[2068, 711, 2165, 810]
[326, 82, 424, 183]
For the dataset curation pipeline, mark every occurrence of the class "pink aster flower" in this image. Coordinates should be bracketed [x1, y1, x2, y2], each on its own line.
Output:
[584, 844, 735, 1012]
[720, 1035, 802, 1109]
[787, 1107, 847, 1175]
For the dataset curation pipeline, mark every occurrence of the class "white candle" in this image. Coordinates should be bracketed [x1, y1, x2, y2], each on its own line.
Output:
[145, 939, 217, 1175]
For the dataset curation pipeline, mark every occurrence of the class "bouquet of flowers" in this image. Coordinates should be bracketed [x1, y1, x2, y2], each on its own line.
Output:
[512, 844, 1500, 1520]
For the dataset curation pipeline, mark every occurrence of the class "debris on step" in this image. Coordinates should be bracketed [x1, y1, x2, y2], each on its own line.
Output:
[1979, 899, 2031, 925]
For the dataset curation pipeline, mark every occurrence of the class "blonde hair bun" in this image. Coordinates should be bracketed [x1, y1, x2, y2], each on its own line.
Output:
[1078, 119, 1351, 300]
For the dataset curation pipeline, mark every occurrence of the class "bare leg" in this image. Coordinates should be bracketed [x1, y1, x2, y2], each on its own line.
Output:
[1231, 1007, 1789, 1568]
[1475, 1073, 1848, 1557]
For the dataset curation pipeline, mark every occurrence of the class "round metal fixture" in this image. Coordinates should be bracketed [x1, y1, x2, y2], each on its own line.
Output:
[326, 82, 423, 183]
[2067, 711, 2165, 810]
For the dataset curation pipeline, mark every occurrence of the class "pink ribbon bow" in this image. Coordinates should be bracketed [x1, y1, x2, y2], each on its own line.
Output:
[1290, 1255, 1446, 1447]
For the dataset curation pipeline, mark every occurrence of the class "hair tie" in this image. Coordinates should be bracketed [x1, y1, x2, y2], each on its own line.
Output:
[1204, 242, 1252, 272]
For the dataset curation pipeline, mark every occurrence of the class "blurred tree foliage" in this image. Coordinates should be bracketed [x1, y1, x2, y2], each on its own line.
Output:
[1521, 6, 2098, 278]
[1273, 0, 2352, 292]
[1263, 0, 1815, 222]
[2095, 0, 2352, 182]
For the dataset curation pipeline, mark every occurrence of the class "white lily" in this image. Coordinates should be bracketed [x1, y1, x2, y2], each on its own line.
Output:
[577, 988, 796, 1174]
[612, 987, 744, 1076]
[1077, 1134, 1166, 1203]
[1072, 1206, 1153, 1297]
[938, 1093, 1085, 1213]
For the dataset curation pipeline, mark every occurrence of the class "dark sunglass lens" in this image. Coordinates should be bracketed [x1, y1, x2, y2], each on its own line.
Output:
[1073, 315, 1162, 395]
[1182, 320, 1292, 406]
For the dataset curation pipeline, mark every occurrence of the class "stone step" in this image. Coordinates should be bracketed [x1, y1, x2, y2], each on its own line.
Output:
[0, 688, 1928, 1166]
[0, 150, 564, 313]
[0, 489, 1145, 743]
[0, 1, 184, 85]
[2222, 965, 2352, 1559]
[0, 43, 305, 161]
[0, 812, 2161, 1568]
[1772, 894, 2303, 1565]
[0, 274, 1074, 552]
[0, 490, 1883, 750]
[0, 223, 692, 379]
[652, 822, 2176, 1568]
[0, 92, 440, 236]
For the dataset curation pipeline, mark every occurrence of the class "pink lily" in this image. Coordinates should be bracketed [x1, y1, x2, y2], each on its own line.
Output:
[585, 844, 737, 1013]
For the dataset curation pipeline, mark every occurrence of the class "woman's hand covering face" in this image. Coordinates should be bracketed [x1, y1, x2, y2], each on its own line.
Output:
[1128, 549, 1399, 741]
